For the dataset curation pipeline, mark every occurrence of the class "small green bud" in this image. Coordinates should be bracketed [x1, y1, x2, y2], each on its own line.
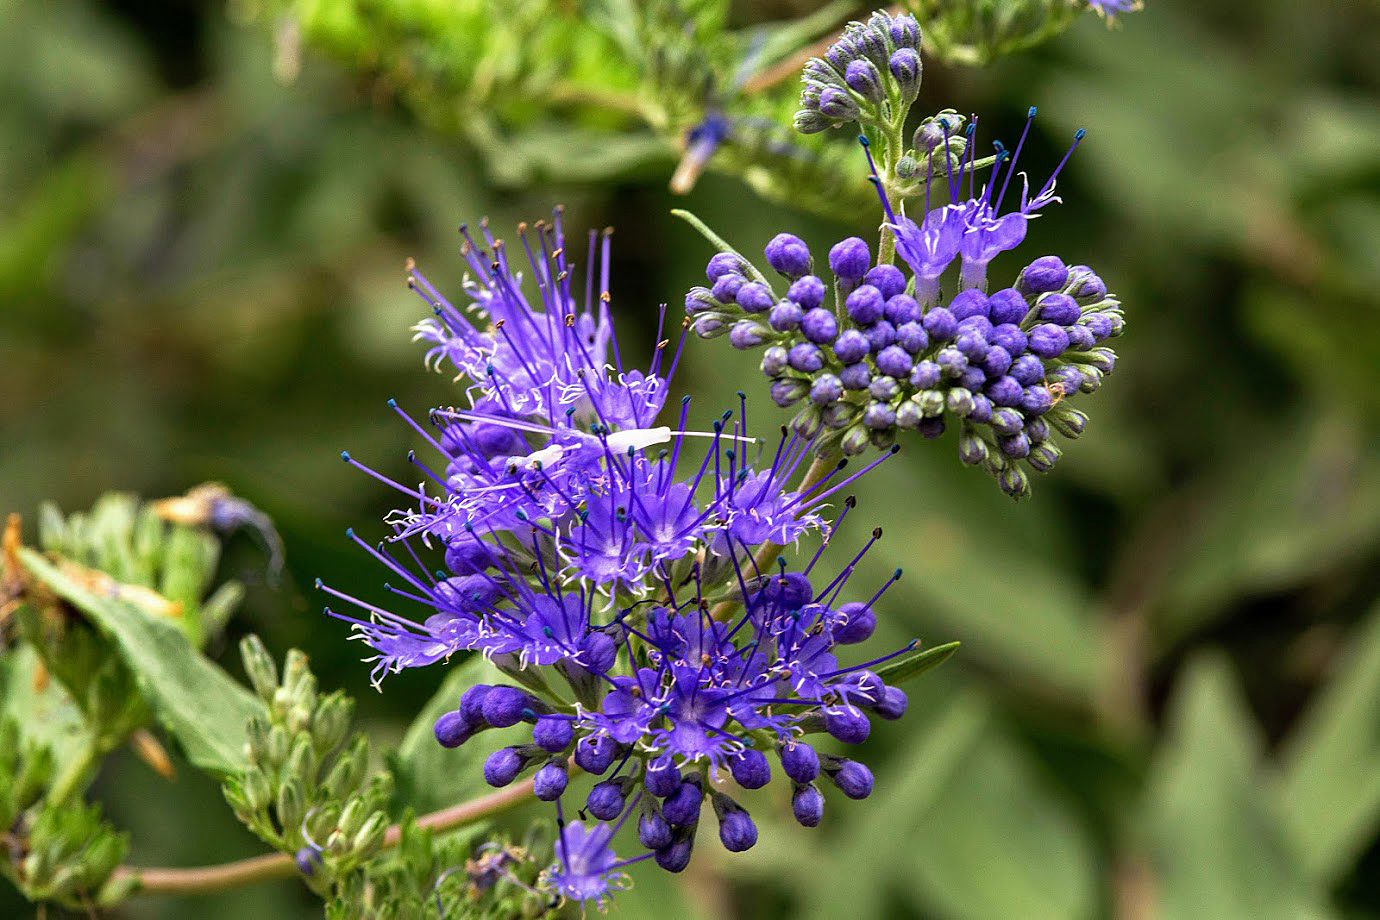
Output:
[266, 724, 290, 765]
[915, 389, 946, 417]
[350, 811, 389, 858]
[821, 401, 860, 430]
[276, 777, 305, 833]
[894, 155, 918, 179]
[336, 798, 367, 839]
[1047, 407, 1088, 439]
[791, 406, 823, 439]
[311, 693, 354, 754]
[240, 767, 274, 814]
[841, 424, 871, 456]
[241, 636, 280, 702]
[286, 735, 318, 787]
[286, 702, 313, 735]
[895, 400, 923, 429]
[944, 388, 973, 416]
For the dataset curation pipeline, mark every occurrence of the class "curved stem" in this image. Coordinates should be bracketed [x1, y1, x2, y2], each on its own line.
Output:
[110, 776, 539, 896]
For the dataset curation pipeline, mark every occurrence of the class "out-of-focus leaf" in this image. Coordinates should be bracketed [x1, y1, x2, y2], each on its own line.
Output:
[17, 547, 261, 778]
[874, 640, 960, 686]
[1154, 414, 1380, 642]
[1144, 655, 1334, 920]
[865, 455, 1103, 697]
[805, 691, 1096, 920]
[1277, 601, 1380, 884]
[0, 641, 93, 771]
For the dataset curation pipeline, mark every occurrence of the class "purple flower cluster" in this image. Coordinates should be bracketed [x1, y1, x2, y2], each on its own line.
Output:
[325, 211, 923, 906]
[684, 113, 1124, 499]
[795, 11, 922, 135]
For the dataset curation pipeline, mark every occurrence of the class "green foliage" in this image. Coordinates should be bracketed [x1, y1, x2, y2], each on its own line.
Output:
[2, 0, 1380, 918]
[19, 546, 262, 778]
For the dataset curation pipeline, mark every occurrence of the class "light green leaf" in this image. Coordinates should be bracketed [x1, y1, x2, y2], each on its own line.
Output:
[873, 640, 960, 686]
[1144, 655, 1334, 920]
[17, 547, 261, 778]
[0, 641, 94, 771]
[1277, 600, 1380, 884]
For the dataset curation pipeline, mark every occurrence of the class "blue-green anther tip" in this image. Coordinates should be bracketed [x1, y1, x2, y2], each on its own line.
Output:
[858, 134, 870, 147]
[387, 398, 397, 408]
[340, 451, 351, 461]
[1028, 105, 1037, 118]
[1075, 129, 1086, 140]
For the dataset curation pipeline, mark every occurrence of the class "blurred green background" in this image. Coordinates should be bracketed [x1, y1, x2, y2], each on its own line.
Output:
[3, 0, 1379, 917]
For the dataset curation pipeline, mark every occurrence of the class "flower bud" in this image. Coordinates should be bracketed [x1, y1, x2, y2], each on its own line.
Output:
[824, 706, 871, 744]
[644, 754, 682, 798]
[433, 710, 474, 748]
[792, 783, 825, 827]
[662, 778, 705, 827]
[533, 761, 568, 801]
[841, 424, 872, 456]
[828, 759, 874, 799]
[833, 602, 876, 644]
[483, 747, 526, 787]
[639, 810, 674, 850]
[728, 749, 772, 790]
[351, 811, 388, 857]
[730, 320, 771, 349]
[874, 686, 908, 720]
[761, 345, 789, 376]
[713, 797, 759, 852]
[240, 636, 279, 702]
[888, 48, 921, 102]
[829, 238, 871, 281]
[586, 781, 626, 821]
[844, 59, 883, 104]
[792, 406, 824, 440]
[532, 716, 573, 753]
[481, 687, 531, 728]
[574, 735, 618, 775]
[655, 837, 694, 872]
[771, 377, 810, 408]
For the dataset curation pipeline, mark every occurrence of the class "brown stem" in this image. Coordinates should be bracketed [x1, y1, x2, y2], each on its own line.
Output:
[112, 776, 539, 896]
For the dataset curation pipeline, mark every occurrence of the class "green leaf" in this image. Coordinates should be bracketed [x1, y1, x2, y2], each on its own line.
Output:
[17, 547, 262, 778]
[0, 641, 94, 771]
[1277, 600, 1380, 884]
[802, 691, 1096, 920]
[1143, 655, 1334, 920]
[873, 640, 960, 686]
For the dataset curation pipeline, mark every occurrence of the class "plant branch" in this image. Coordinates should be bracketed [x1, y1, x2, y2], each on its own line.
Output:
[111, 776, 540, 896]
